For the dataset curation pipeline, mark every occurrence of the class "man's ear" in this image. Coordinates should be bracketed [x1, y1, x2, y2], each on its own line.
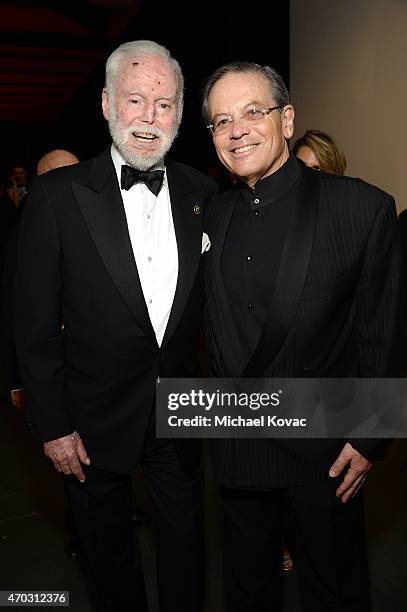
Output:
[102, 88, 109, 121]
[282, 104, 295, 140]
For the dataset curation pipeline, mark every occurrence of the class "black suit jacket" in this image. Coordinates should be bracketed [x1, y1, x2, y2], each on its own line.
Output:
[14, 148, 217, 473]
[205, 160, 403, 488]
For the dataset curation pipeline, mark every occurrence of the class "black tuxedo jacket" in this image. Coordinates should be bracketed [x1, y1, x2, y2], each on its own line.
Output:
[14, 148, 217, 473]
[205, 160, 403, 488]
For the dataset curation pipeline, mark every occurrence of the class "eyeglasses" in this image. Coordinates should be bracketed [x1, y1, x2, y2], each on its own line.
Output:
[207, 106, 282, 136]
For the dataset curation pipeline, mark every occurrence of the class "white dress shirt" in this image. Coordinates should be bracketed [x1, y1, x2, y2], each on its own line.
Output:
[111, 146, 178, 346]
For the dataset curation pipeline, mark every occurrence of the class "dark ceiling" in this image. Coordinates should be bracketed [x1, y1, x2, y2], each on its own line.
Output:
[1, 0, 290, 171]
[0, 0, 142, 123]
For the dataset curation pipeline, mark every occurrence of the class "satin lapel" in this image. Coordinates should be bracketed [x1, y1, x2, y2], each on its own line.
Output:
[209, 190, 247, 374]
[161, 162, 204, 346]
[243, 166, 319, 376]
[71, 150, 156, 343]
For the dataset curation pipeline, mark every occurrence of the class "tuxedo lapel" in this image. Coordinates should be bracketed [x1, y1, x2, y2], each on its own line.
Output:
[243, 166, 319, 376]
[71, 150, 157, 343]
[161, 162, 204, 346]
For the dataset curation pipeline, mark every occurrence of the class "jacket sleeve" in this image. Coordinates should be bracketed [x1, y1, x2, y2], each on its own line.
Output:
[14, 177, 73, 442]
[348, 193, 404, 460]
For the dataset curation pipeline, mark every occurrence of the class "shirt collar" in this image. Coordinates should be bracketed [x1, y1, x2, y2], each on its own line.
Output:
[237, 153, 300, 206]
[110, 144, 167, 191]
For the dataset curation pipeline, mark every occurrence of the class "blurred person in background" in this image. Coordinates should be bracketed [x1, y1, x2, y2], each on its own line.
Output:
[7, 163, 30, 209]
[292, 129, 346, 175]
[37, 149, 79, 175]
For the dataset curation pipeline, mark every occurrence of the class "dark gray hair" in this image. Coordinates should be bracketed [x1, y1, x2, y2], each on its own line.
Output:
[202, 61, 290, 125]
[105, 40, 184, 125]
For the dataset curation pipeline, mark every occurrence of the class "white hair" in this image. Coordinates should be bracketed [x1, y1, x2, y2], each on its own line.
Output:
[105, 40, 184, 126]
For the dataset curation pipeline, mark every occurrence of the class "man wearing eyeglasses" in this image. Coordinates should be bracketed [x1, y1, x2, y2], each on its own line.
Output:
[202, 62, 402, 612]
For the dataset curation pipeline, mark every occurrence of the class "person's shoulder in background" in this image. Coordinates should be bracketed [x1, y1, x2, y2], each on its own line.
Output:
[398, 208, 407, 232]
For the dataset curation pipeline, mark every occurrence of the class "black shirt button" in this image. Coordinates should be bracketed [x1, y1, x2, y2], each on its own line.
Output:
[246, 255, 252, 262]
[254, 197, 260, 204]
[247, 304, 254, 310]
[254, 210, 260, 216]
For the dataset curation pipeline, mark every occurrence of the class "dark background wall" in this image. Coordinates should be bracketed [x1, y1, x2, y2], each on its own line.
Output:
[1, 0, 289, 176]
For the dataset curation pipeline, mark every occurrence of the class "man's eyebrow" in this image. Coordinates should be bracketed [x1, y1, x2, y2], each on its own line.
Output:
[156, 95, 177, 101]
[126, 91, 176, 104]
[212, 101, 265, 118]
[127, 91, 175, 99]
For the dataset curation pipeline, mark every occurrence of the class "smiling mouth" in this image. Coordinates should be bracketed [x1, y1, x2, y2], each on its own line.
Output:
[231, 143, 258, 154]
[132, 132, 158, 141]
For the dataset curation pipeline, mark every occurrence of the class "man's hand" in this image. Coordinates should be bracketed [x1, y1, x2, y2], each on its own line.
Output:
[44, 431, 90, 482]
[329, 442, 372, 503]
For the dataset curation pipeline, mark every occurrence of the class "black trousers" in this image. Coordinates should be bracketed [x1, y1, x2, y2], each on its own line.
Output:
[221, 481, 370, 612]
[64, 421, 203, 612]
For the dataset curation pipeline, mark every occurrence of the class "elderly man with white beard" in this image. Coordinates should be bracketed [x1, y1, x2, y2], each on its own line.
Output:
[14, 40, 217, 612]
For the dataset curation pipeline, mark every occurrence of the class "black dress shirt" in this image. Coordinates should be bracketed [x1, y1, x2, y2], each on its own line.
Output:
[221, 154, 301, 359]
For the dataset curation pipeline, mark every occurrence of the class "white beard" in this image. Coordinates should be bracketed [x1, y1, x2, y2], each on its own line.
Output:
[108, 111, 179, 171]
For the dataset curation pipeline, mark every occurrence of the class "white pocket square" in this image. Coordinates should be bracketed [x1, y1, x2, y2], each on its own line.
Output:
[201, 232, 211, 254]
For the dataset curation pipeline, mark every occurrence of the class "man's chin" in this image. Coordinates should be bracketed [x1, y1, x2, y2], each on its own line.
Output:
[117, 145, 164, 171]
[109, 118, 178, 170]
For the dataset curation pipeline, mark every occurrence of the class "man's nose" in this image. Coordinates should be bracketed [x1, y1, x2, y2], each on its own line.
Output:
[229, 117, 250, 139]
[140, 103, 155, 123]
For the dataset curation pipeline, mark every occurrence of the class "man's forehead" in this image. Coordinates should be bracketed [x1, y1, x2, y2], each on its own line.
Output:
[210, 73, 273, 111]
[114, 56, 176, 96]
[221, 72, 269, 92]
[120, 55, 174, 80]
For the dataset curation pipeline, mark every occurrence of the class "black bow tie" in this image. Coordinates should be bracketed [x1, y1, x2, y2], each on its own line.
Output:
[121, 165, 164, 196]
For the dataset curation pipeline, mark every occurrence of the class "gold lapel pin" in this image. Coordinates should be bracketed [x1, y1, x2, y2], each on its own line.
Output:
[193, 204, 201, 215]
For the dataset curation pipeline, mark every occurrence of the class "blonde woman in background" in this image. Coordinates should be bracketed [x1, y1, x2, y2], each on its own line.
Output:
[293, 129, 346, 175]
